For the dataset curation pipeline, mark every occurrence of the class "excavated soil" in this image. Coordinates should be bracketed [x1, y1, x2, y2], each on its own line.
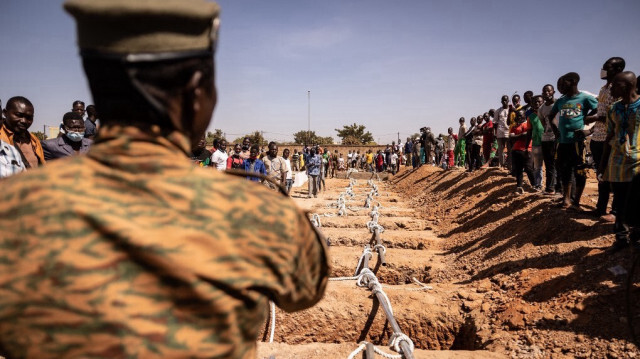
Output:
[391, 165, 640, 358]
[257, 343, 503, 359]
[258, 165, 639, 358]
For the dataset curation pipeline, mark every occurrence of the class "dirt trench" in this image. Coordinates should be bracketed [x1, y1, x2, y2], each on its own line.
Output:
[258, 175, 505, 358]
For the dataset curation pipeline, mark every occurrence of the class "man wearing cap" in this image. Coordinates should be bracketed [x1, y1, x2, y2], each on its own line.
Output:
[0, 1, 329, 358]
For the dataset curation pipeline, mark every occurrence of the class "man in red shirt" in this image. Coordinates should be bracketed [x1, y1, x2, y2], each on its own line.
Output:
[510, 109, 535, 194]
[481, 112, 494, 165]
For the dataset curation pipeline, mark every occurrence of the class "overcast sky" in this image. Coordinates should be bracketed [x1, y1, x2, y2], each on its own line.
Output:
[1, 0, 639, 144]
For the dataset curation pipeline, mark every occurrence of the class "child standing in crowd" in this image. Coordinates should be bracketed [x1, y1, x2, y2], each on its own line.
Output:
[481, 113, 494, 166]
[455, 117, 466, 168]
[529, 95, 545, 190]
[510, 109, 535, 194]
[375, 150, 384, 172]
[291, 149, 300, 171]
[464, 117, 477, 171]
[469, 118, 483, 171]
[446, 127, 457, 169]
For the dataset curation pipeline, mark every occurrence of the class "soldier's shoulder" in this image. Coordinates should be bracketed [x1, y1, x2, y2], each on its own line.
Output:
[196, 167, 298, 208]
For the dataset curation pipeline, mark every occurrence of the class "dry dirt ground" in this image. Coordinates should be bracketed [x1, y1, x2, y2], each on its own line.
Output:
[257, 166, 640, 359]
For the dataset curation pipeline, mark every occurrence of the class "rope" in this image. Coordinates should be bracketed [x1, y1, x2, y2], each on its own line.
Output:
[338, 202, 347, 217]
[389, 333, 415, 355]
[310, 213, 322, 228]
[347, 342, 405, 359]
[354, 247, 373, 276]
[347, 343, 368, 359]
[367, 221, 385, 233]
[268, 301, 276, 343]
[329, 275, 361, 281]
[356, 269, 393, 315]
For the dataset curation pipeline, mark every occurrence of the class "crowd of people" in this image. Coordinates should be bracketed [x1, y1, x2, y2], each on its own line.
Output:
[2, 58, 638, 253]
[0, 97, 97, 177]
[407, 57, 639, 252]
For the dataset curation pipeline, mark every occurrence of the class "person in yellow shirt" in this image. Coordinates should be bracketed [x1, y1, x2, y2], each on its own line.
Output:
[366, 149, 374, 172]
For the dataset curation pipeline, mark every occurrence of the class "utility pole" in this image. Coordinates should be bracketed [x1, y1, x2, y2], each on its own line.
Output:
[307, 90, 311, 145]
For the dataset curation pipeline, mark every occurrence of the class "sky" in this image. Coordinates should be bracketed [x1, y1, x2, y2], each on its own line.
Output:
[1, 0, 639, 144]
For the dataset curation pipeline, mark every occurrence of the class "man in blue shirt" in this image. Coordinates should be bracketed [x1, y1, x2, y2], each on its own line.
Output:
[545, 72, 598, 210]
[306, 148, 321, 198]
[243, 144, 266, 182]
[404, 137, 413, 167]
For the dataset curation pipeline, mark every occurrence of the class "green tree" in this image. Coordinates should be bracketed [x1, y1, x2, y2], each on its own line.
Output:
[232, 131, 265, 147]
[205, 129, 226, 145]
[293, 130, 334, 145]
[335, 123, 374, 145]
[31, 131, 46, 141]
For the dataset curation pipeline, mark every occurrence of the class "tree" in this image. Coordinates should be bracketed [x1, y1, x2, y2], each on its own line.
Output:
[31, 131, 46, 141]
[232, 131, 265, 147]
[293, 130, 334, 145]
[335, 123, 374, 145]
[205, 129, 226, 145]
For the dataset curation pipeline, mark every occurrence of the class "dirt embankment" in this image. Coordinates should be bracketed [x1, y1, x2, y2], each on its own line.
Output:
[392, 165, 638, 358]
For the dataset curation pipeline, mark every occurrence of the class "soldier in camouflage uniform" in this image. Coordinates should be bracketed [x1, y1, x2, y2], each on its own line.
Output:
[0, 1, 329, 358]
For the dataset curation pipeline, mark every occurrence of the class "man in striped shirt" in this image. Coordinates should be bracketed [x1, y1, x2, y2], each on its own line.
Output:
[600, 71, 640, 251]
[586, 57, 625, 220]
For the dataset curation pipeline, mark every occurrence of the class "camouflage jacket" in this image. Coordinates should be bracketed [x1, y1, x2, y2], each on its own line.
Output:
[0, 125, 329, 359]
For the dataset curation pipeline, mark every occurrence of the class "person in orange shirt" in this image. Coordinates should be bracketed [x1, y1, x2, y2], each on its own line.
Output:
[0, 96, 45, 169]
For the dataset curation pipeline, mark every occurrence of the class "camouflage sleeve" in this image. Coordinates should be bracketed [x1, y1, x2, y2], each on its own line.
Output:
[272, 209, 329, 312]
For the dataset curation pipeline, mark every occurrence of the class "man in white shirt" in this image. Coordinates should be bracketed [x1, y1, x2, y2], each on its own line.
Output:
[390, 151, 398, 175]
[494, 95, 511, 169]
[282, 148, 293, 194]
[210, 139, 228, 170]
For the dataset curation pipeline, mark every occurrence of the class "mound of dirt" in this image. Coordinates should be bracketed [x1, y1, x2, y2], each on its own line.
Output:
[392, 165, 639, 358]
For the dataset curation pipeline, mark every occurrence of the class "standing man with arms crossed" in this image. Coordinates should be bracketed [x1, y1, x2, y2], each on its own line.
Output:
[0, 1, 329, 358]
[546, 73, 598, 210]
[586, 57, 625, 220]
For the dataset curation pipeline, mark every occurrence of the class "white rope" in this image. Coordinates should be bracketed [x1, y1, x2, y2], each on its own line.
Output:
[310, 213, 322, 228]
[389, 333, 415, 355]
[347, 343, 368, 359]
[338, 202, 347, 217]
[347, 342, 406, 359]
[328, 275, 360, 281]
[354, 247, 373, 276]
[370, 212, 379, 223]
[268, 301, 276, 343]
[367, 221, 385, 233]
